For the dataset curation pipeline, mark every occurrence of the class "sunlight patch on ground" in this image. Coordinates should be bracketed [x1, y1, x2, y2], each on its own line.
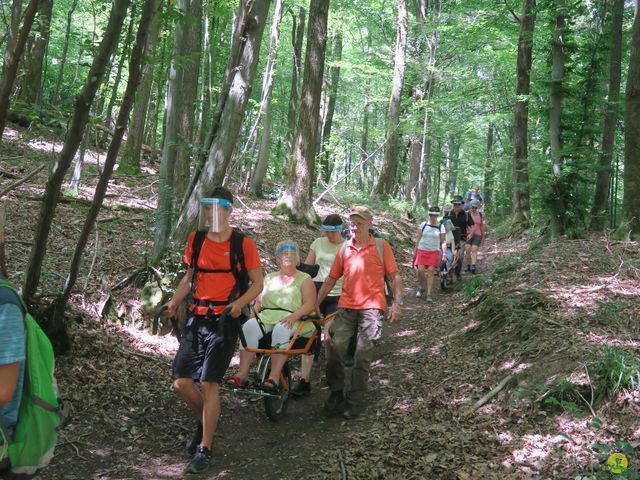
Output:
[26, 137, 63, 154]
[450, 395, 470, 406]
[391, 398, 419, 411]
[393, 346, 422, 356]
[370, 359, 386, 369]
[3, 127, 19, 139]
[394, 329, 417, 337]
[429, 344, 441, 356]
[120, 323, 179, 357]
[500, 360, 532, 374]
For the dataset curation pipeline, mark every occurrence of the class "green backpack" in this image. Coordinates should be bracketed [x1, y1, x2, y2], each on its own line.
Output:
[0, 279, 67, 476]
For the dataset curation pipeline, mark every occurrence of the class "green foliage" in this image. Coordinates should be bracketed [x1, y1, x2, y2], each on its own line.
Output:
[463, 274, 487, 300]
[591, 347, 640, 396]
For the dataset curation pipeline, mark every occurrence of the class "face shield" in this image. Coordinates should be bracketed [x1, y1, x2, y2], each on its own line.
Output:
[275, 242, 300, 266]
[198, 198, 232, 233]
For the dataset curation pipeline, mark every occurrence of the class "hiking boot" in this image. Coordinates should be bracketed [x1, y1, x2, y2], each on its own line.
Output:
[471, 264, 477, 274]
[291, 378, 311, 397]
[324, 391, 345, 415]
[186, 445, 214, 474]
[416, 288, 425, 298]
[185, 423, 203, 455]
[465, 264, 471, 273]
[343, 403, 361, 420]
[426, 295, 433, 303]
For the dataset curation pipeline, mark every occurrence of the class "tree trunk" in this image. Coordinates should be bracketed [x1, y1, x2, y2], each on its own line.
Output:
[374, 0, 408, 197]
[154, 0, 204, 259]
[622, 0, 640, 238]
[446, 135, 459, 197]
[318, 31, 342, 184]
[548, 4, 567, 238]
[171, 0, 271, 245]
[52, 0, 78, 104]
[4, 0, 24, 58]
[102, 3, 137, 139]
[0, 0, 39, 140]
[174, 0, 202, 202]
[358, 90, 370, 192]
[273, 0, 330, 224]
[118, 0, 162, 174]
[48, 0, 158, 345]
[17, 0, 53, 105]
[591, 0, 623, 231]
[22, 0, 130, 302]
[483, 119, 495, 210]
[250, 0, 284, 197]
[284, 6, 305, 171]
[510, 0, 536, 232]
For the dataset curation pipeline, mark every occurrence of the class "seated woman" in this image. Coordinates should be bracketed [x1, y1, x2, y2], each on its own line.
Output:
[226, 241, 316, 391]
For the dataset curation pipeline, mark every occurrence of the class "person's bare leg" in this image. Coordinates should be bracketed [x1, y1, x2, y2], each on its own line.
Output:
[268, 353, 288, 382]
[426, 266, 435, 296]
[300, 354, 313, 381]
[417, 265, 426, 290]
[173, 378, 203, 419]
[235, 350, 255, 380]
[471, 245, 479, 265]
[200, 381, 220, 449]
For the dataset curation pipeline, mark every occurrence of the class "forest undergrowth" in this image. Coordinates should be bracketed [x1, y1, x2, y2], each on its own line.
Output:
[2, 127, 640, 479]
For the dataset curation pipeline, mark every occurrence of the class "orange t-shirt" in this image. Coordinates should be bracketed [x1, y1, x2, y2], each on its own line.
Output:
[184, 229, 261, 313]
[328, 235, 398, 310]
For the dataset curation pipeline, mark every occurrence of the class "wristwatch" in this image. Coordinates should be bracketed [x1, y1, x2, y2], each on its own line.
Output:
[395, 298, 404, 306]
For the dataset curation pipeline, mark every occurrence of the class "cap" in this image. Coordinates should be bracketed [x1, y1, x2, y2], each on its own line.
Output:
[452, 195, 463, 205]
[349, 206, 373, 221]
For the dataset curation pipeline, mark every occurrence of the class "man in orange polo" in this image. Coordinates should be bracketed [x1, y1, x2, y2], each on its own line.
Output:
[317, 206, 403, 420]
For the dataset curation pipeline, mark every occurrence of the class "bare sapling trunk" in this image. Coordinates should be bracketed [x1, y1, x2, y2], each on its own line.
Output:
[284, 6, 305, 171]
[48, 0, 159, 338]
[22, 0, 131, 302]
[171, 0, 272, 244]
[374, 0, 408, 197]
[250, 0, 284, 197]
[273, 0, 330, 224]
[510, 0, 536, 233]
[118, 0, 162, 173]
[591, 0, 624, 231]
[0, 0, 39, 140]
[318, 31, 342, 184]
[52, 0, 79, 104]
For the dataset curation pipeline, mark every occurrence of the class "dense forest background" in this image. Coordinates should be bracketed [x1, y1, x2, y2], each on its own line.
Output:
[0, 0, 639, 335]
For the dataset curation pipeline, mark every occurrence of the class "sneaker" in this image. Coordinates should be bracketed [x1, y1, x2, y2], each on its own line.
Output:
[185, 423, 203, 455]
[416, 288, 425, 298]
[342, 403, 361, 420]
[426, 295, 433, 303]
[324, 391, 345, 415]
[471, 264, 477, 274]
[291, 378, 311, 397]
[465, 265, 471, 273]
[186, 445, 214, 474]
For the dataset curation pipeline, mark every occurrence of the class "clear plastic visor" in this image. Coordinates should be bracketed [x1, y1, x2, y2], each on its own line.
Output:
[198, 198, 231, 232]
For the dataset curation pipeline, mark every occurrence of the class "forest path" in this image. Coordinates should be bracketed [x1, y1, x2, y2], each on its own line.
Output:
[42, 239, 514, 480]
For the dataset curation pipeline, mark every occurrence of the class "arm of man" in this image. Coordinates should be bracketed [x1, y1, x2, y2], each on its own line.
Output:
[281, 277, 317, 328]
[229, 267, 264, 318]
[164, 269, 193, 317]
[304, 250, 316, 265]
[316, 276, 338, 310]
[388, 271, 403, 324]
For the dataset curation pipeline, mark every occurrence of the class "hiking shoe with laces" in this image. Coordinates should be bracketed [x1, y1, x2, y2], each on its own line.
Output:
[426, 295, 433, 303]
[324, 391, 345, 415]
[343, 403, 361, 420]
[186, 445, 214, 474]
[471, 264, 477, 274]
[291, 378, 311, 397]
[465, 264, 471, 273]
[185, 423, 203, 455]
[416, 288, 425, 298]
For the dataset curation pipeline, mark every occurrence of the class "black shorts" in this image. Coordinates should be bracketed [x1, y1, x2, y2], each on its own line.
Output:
[171, 315, 239, 384]
[314, 281, 339, 316]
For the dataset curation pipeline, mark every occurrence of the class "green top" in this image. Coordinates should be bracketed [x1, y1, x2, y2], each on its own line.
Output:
[259, 271, 313, 334]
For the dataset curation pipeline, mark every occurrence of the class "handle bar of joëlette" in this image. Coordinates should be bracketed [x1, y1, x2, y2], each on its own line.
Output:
[240, 311, 338, 356]
[152, 305, 182, 342]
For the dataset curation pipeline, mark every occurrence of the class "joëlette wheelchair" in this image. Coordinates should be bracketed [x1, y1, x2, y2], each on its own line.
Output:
[439, 245, 461, 290]
[226, 310, 337, 421]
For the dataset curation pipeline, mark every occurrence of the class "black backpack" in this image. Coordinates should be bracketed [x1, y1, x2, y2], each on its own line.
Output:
[189, 229, 250, 303]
